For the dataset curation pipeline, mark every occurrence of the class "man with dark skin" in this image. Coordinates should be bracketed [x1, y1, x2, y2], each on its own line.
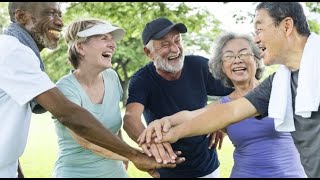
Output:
[0, 2, 183, 178]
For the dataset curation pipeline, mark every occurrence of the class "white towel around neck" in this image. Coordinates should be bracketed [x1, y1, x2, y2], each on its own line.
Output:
[268, 33, 320, 132]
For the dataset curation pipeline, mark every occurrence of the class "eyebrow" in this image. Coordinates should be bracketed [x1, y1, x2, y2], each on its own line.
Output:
[224, 48, 249, 54]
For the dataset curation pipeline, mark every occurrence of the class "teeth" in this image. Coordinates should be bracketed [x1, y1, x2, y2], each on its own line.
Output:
[48, 30, 60, 37]
[168, 55, 179, 60]
[233, 67, 246, 71]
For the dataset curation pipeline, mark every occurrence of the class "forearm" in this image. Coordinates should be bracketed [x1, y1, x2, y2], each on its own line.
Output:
[173, 98, 258, 139]
[36, 88, 139, 161]
[61, 107, 138, 160]
[123, 115, 145, 143]
[169, 109, 205, 126]
[68, 128, 128, 161]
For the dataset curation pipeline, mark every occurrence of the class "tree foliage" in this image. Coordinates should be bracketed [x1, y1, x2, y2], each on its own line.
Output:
[42, 2, 223, 105]
[0, 2, 9, 32]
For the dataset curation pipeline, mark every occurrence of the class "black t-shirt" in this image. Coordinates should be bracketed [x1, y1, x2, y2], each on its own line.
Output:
[127, 55, 233, 178]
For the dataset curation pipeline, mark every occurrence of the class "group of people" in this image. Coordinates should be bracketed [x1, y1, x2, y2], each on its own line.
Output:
[0, 1, 319, 178]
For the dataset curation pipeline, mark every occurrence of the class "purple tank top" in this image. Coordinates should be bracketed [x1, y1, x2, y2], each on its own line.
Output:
[220, 96, 306, 177]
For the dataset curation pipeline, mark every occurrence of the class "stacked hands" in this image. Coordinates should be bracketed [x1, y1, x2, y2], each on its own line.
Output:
[137, 116, 225, 165]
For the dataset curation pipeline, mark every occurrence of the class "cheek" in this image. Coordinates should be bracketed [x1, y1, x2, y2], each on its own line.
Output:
[222, 64, 229, 74]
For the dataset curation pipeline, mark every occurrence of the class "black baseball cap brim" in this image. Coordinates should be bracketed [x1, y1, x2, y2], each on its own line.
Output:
[152, 23, 187, 40]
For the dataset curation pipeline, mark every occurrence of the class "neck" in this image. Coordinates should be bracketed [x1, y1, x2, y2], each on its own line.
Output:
[283, 33, 309, 71]
[156, 68, 182, 81]
[73, 68, 103, 87]
[230, 79, 260, 100]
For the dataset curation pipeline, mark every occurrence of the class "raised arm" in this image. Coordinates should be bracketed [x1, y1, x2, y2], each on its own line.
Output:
[35, 88, 181, 177]
[160, 97, 259, 143]
[67, 128, 128, 161]
[123, 103, 179, 164]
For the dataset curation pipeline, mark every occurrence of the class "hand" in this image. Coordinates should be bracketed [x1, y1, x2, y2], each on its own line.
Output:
[137, 118, 172, 145]
[207, 130, 225, 150]
[140, 142, 178, 164]
[131, 150, 185, 178]
[155, 127, 180, 144]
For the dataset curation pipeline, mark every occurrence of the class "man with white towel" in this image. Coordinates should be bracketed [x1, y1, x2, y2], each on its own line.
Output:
[138, 2, 320, 178]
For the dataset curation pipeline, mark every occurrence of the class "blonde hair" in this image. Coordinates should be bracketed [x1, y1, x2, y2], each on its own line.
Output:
[64, 18, 110, 69]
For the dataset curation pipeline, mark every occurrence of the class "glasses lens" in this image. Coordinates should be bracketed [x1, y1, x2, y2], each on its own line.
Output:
[223, 54, 234, 62]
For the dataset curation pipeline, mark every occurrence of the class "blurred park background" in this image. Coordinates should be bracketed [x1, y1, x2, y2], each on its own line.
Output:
[1, 2, 320, 178]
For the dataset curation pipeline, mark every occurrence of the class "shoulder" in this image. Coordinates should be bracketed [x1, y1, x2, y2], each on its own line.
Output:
[185, 55, 209, 63]
[184, 55, 209, 68]
[131, 63, 153, 79]
[0, 35, 37, 61]
[103, 68, 119, 79]
[56, 73, 76, 90]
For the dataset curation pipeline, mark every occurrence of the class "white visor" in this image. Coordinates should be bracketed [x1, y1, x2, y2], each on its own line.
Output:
[77, 23, 125, 41]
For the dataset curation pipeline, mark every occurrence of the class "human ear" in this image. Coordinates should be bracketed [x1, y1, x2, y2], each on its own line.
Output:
[75, 42, 85, 56]
[143, 47, 153, 61]
[15, 9, 29, 25]
[283, 17, 294, 35]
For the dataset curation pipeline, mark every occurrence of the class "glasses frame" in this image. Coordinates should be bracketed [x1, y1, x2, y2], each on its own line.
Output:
[222, 52, 256, 63]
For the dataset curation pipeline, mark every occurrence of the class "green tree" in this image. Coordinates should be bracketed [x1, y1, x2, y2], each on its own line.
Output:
[43, 2, 223, 106]
[0, 2, 9, 33]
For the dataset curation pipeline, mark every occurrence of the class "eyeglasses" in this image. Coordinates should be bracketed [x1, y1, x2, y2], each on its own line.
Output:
[222, 52, 255, 63]
[252, 22, 275, 37]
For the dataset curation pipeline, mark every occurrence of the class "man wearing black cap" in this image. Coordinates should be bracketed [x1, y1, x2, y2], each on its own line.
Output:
[0, 3, 182, 177]
[123, 17, 233, 178]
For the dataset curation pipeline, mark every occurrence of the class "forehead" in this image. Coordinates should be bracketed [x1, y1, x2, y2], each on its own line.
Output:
[223, 38, 251, 53]
[253, 9, 272, 26]
[32, 2, 61, 12]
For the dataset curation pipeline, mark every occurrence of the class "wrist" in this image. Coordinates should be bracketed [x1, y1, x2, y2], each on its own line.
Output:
[126, 148, 140, 162]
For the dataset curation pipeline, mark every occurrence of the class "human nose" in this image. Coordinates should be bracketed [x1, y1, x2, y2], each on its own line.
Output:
[170, 43, 179, 53]
[54, 14, 64, 28]
[107, 39, 116, 51]
[232, 55, 243, 63]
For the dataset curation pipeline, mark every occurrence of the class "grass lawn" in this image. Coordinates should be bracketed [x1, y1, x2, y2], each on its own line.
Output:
[20, 112, 234, 178]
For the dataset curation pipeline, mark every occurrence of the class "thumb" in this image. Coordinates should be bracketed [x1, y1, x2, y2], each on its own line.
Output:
[163, 121, 171, 132]
[148, 169, 160, 178]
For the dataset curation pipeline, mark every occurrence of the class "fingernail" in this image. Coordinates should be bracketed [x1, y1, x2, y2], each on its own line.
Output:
[157, 159, 162, 163]
[163, 160, 167, 164]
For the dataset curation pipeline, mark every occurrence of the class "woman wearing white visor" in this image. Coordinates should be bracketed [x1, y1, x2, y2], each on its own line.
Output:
[52, 18, 129, 178]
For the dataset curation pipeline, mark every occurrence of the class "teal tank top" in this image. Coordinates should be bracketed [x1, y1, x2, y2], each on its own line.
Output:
[53, 69, 128, 178]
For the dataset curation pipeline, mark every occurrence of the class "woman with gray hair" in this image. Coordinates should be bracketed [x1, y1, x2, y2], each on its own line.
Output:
[53, 18, 129, 178]
[209, 32, 306, 177]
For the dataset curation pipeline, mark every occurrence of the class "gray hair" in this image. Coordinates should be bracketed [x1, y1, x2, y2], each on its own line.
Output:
[208, 32, 265, 88]
[145, 39, 155, 52]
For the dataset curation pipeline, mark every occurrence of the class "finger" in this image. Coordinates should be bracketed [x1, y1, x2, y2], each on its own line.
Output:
[212, 133, 216, 143]
[156, 144, 171, 164]
[146, 127, 154, 145]
[218, 134, 224, 150]
[148, 169, 160, 178]
[150, 144, 162, 163]
[137, 132, 146, 146]
[174, 151, 182, 156]
[174, 157, 186, 165]
[163, 120, 171, 132]
[163, 142, 177, 162]
[154, 123, 163, 141]
[141, 144, 152, 157]
[208, 137, 215, 149]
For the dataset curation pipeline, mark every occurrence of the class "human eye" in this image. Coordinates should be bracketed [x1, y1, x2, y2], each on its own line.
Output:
[161, 43, 170, 48]
[223, 54, 234, 62]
